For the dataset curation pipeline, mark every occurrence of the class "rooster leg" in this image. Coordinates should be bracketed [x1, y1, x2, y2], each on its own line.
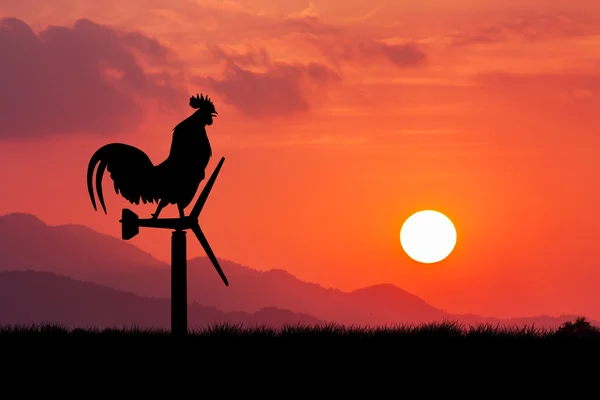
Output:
[177, 204, 186, 219]
[151, 199, 168, 219]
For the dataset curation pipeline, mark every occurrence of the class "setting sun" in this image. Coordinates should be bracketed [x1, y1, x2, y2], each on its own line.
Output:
[400, 210, 457, 264]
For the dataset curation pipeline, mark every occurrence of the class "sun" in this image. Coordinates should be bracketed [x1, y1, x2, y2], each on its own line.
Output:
[400, 210, 457, 264]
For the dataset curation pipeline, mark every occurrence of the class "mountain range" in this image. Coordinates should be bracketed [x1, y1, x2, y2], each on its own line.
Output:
[0, 212, 593, 329]
[0, 270, 322, 329]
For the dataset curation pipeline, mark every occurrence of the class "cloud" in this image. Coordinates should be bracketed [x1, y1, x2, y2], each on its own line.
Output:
[175, 11, 428, 71]
[442, 12, 597, 46]
[197, 55, 342, 118]
[353, 41, 426, 67]
[0, 17, 185, 139]
[271, 15, 427, 68]
[205, 44, 271, 68]
[466, 71, 600, 140]
[474, 71, 600, 100]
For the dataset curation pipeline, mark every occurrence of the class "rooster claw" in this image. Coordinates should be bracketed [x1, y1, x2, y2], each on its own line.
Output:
[150, 213, 159, 219]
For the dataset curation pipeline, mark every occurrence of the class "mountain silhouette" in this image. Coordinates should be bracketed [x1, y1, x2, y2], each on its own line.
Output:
[0, 212, 595, 328]
[0, 270, 323, 329]
[0, 212, 165, 278]
[0, 212, 449, 325]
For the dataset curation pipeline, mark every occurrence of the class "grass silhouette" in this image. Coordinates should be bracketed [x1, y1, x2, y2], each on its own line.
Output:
[1, 317, 598, 340]
[2, 317, 599, 381]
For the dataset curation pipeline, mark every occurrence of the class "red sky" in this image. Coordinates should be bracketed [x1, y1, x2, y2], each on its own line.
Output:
[1, 0, 599, 320]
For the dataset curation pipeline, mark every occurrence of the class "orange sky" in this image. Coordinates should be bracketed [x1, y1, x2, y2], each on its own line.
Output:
[1, 0, 599, 320]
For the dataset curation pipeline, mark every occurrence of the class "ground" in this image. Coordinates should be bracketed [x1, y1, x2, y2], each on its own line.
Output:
[1, 319, 597, 389]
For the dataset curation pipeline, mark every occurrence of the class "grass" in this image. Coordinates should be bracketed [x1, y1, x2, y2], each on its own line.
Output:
[1, 316, 598, 340]
[1, 318, 598, 384]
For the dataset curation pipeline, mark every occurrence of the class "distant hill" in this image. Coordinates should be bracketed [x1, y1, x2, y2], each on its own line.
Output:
[0, 212, 166, 278]
[0, 270, 324, 329]
[0, 212, 595, 329]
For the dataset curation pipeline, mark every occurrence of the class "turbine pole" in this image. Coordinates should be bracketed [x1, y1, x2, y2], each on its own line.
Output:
[171, 229, 187, 336]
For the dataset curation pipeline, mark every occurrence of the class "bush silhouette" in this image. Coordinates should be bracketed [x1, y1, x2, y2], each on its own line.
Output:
[555, 317, 600, 338]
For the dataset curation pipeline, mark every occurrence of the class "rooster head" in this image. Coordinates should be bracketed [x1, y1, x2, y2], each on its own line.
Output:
[189, 93, 218, 126]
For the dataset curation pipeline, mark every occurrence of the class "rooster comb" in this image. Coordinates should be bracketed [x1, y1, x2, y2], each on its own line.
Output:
[189, 93, 215, 111]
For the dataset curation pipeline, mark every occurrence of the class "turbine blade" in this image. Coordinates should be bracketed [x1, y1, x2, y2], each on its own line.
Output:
[190, 157, 225, 220]
[191, 223, 229, 286]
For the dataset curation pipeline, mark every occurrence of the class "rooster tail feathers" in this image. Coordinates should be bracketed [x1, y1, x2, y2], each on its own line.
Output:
[87, 147, 109, 214]
[87, 155, 97, 211]
[86, 143, 156, 214]
[96, 160, 108, 214]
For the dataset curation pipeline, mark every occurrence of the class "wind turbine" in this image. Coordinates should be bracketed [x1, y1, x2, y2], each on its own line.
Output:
[119, 157, 228, 336]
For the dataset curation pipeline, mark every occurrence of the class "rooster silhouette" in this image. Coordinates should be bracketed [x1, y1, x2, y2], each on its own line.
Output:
[87, 93, 217, 219]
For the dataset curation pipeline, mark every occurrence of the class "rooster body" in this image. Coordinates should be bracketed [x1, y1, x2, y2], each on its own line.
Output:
[87, 94, 217, 219]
